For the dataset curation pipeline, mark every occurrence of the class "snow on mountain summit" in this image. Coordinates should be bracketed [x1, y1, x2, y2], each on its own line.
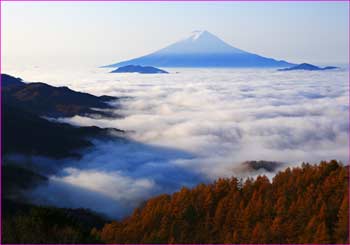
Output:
[187, 30, 209, 41]
[156, 30, 246, 55]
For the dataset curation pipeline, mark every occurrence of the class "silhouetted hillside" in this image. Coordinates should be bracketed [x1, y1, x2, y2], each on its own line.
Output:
[2, 199, 106, 244]
[2, 164, 48, 200]
[2, 73, 117, 118]
[2, 74, 123, 158]
[1, 74, 26, 87]
[2, 104, 121, 158]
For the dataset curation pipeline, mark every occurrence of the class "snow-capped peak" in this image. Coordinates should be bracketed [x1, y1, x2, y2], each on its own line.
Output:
[106, 30, 293, 67]
[189, 30, 208, 41]
[157, 30, 246, 54]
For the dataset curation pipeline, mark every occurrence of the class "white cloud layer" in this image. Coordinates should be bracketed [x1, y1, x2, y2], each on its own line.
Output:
[19, 67, 348, 218]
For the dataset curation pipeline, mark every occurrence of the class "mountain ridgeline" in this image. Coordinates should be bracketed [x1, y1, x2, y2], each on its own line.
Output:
[95, 161, 349, 244]
[2, 74, 117, 118]
[278, 63, 338, 71]
[1, 74, 123, 159]
[104, 30, 293, 68]
[111, 65, 168, 74]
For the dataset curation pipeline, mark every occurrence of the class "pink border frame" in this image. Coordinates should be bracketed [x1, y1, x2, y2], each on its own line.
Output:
[0, 1, 349, 244]
[0, 0, 348, 2]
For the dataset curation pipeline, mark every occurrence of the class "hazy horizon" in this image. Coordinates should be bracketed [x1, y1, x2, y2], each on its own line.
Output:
[2, 1, 349, 71]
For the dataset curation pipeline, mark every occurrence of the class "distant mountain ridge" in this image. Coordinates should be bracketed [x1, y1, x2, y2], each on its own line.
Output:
[2, 74, 117, 118]
[104, 30, 294, 68]
[111, 65, 168, 74]
[278, 63, 338, 71]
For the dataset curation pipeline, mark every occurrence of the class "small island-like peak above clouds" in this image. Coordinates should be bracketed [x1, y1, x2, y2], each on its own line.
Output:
[278, 63, 339, 71]
[111, 65, 168, 74]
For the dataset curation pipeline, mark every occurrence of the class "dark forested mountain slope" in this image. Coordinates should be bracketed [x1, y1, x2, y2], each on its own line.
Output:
[96, 161, 349, 244]
[1, 74, 26, 87]
[1, 74, 118, 244]
[2, 73, 117, 118]
[2, 104, 121, 158]
[1, 73, 123, 158]
[2, 164, 48, 200]
[2, 199, 106, 244]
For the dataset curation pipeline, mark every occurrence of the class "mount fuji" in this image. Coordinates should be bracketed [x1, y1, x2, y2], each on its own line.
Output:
[104, 30, 294, 68]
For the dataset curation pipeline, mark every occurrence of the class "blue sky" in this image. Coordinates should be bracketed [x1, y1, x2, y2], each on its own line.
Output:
[2, 2, 349, 67]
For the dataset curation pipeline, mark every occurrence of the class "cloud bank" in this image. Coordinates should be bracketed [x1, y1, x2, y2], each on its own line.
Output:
[25, 68, 348, 218]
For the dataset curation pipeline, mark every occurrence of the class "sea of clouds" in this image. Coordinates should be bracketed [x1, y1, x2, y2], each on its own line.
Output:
[8, 66, 348, 218]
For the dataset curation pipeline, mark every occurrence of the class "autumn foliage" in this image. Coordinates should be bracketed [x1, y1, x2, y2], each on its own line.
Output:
[96, 160, 349, 244]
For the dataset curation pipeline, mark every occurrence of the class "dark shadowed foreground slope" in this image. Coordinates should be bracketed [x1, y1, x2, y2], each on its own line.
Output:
[2, 73, 117, 118]
[1, 74, 118, 244]
[2, 199, 106, 244]
[1, 73, 123, 159]
[96, 161, 349, 244]
[2, 104, 120, 158]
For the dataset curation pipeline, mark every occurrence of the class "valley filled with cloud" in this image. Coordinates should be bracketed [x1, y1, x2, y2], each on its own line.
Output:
[13, 67, 346, 218]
